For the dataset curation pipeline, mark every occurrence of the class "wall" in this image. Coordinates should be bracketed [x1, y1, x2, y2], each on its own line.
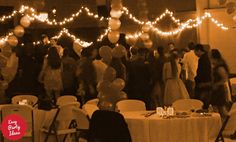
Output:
[197, 0, 236, 73]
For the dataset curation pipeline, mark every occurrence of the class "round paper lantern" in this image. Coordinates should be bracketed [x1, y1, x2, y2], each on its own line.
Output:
[13, 25, 25, 37]
[110, 10, 122, 18]
[73, 40, 83, 57]
[20, 16, 31, 28]
[111, 78, 125, 91]
[103, 67, 117, 82]
[218, 0, 227, 5]
[144, 40, 153, 48]
[7, 35, 18, 47]
[109, 18, 121, 30]
[108, 30, 120, 43]
[140, 33, 150, 41]
[142, 24, 151, 32]
[112, 44, 126, 58]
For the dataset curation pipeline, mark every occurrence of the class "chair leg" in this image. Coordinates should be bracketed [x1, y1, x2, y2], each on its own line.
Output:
[215, 116, 230, 142]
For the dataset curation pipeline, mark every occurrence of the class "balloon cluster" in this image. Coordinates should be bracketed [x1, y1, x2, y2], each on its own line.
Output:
[97, 44, 127, 110]
[219, 0, 236, 22]
[108, 0, 123, 43]
[141, 23, 153, 48]
[7, 15, 31, 47]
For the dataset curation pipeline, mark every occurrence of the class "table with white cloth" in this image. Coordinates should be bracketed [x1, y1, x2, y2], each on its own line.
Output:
[121, 111, 222, 142]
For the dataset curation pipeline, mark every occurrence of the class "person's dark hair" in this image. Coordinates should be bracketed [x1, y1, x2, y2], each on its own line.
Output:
[188, 42, 195, 50]
[194, 44, 205, 52]
[211, 49, 229, 73]
[81, 47, 92, 58]
[47, 47, 61, 69]
[211, 49, 222, 59]
[170, 49, 179, 78]
[63, 48, 69, 57]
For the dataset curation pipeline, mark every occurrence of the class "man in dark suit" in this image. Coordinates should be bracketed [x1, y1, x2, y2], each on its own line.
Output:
[194, 44, 212, 109]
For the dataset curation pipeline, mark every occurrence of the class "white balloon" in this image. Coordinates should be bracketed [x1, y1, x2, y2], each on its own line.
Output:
[110, 10, 122, 18]
[20, 16, 31, 28]
[108, 30, 120, 43]
[13, 25, 25, 37]
[7, 35, 18, 47]
[109, 18, 121, 30]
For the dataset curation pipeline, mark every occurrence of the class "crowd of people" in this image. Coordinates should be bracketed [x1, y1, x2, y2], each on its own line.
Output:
[0, 34, 233, 118]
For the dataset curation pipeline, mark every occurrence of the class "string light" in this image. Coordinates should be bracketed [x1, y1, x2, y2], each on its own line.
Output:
[97, 28, 110, 42]
[30, 6, 108, 26]
[0, 33, 13, 46]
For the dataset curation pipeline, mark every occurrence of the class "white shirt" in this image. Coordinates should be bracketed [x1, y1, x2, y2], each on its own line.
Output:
[183, 50, 199, 81]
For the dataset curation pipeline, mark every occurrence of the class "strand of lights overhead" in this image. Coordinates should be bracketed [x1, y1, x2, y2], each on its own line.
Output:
[25, 6, 108, 26]
[97, 28, 110, 42]
[0, 11, 18, 22]
[0, 33, 13, 45]
[51, 28, 93, 47]
[0, 5, 35, 22]
[33, 28, 109, 47]
[122, 6, 228, 29]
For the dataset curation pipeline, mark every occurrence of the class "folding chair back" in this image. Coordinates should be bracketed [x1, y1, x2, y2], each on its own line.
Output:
[1, 104, 34, 142]
[56, 95, 77, 106]
[116, 99, 146, 112]
[172, 99, 203, 112]
[12, 95, 38, 106]
[82, 104, 99, 118]
[85, 98, 99, 106]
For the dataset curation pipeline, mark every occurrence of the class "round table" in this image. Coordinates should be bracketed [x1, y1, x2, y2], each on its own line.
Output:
[121, 111, 222, 142]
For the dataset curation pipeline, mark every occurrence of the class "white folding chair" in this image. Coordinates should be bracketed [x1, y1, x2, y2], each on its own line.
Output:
[1, 104, 34, 142]
[172, 99, 203, 112]
[12, 95, 38, 107]
[214, 102, 236, 142]
[116, 99, 146, 112]
[229, 78, 236, 97]
[56, 95, 77, 106]
[85, 98, 99, 106]
[82, 104, 99, 118]
[72, 108, 90, 141]
[41, 102, 80, 142]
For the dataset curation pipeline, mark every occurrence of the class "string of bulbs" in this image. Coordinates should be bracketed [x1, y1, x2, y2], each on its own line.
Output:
[0, 5, 230, 46]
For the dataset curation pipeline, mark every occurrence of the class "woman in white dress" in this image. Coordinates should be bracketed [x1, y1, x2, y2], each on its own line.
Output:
[163, 49, 189, 106]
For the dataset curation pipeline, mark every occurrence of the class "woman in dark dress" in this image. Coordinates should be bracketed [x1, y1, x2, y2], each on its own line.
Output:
[210, 49, 231, 119]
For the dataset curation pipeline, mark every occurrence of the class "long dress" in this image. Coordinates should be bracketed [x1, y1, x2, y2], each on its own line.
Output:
[163, 60, 189, 106]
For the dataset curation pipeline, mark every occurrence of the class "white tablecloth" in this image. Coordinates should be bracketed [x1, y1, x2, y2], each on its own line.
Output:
[122, 111, 222, 142]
